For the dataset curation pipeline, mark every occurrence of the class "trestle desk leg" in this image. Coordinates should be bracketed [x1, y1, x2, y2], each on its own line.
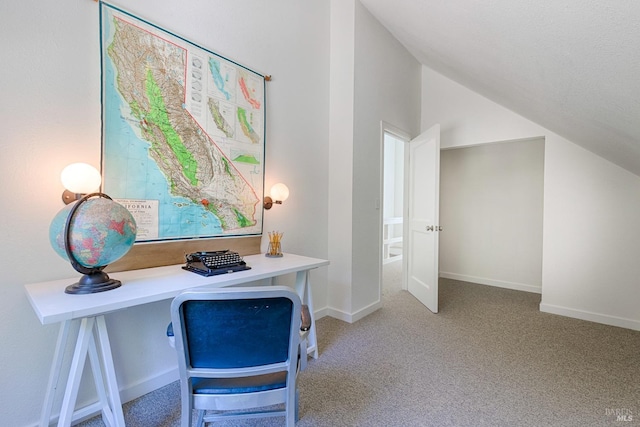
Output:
[295, 270, 318, 359]
[94, 315, 125, 426]
[57, 317, 96, 426]
[52, 316, 125, 427]
[87, 336, 111, 425]
[40, 320, 73, 427]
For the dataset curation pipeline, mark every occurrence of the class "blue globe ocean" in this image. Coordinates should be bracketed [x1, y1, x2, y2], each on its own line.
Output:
[49, 197, 137, 268]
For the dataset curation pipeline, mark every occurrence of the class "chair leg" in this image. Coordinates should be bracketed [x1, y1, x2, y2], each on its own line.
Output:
[181, 404, 191, 427]
[295, 388, 300, 423]
[298, 340, 308, 371]
[196, 409, 205, 427]
[181, 385, 192, 427]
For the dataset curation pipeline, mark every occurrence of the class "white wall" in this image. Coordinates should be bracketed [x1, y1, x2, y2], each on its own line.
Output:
[422, 66, 640, 331]
[541, 139, 640, 330]
[327, 0, 421, 322]
[0, 1, 329, 425]
[327, 0, 356, 320]
[351, 1, 421, 319]
[440, 139, 544, 293]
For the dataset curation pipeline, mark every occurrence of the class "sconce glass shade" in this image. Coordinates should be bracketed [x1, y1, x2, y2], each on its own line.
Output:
[263, 182, 290, 210]
[61, 163, 102, 194]
[270, 183, 290, 203]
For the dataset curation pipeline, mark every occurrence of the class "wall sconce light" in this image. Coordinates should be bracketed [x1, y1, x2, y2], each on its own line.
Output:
[264, 183, 289, 210]
[61, 163, 102, 204]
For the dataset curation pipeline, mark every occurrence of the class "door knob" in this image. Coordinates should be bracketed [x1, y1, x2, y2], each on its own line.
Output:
[426, 225, 434, 232]
[437, 226, 443, 231]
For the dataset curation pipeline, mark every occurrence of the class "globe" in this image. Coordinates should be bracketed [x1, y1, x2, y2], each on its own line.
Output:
[49, 193, 137, 293]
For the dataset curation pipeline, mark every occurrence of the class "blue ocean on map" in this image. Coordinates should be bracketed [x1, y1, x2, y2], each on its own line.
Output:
[103, 52, 223, 241]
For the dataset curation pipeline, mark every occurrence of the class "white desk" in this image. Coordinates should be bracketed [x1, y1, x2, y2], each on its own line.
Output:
[25, 253, 329, 427]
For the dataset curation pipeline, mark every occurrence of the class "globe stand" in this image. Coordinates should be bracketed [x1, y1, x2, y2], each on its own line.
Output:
[65, 271, 122, 294]
[63, 192, 124, 295]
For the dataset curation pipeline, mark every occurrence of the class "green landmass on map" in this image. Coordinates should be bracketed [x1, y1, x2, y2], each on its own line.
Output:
[107, 16, 259, 232]
[233, 154, 260, 164]
[145, 69, 198, 186]
[208, 97, 234, 138]
[237, 107, 260, 144]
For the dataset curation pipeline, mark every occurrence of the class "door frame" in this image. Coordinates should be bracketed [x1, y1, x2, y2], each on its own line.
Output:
[379, 121, 411, 299]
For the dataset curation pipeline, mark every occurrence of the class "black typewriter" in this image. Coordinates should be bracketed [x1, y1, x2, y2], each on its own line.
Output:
[182, 250, 251, 277]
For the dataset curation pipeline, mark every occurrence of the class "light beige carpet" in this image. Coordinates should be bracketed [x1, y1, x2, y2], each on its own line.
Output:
[79, 270, 640, 426]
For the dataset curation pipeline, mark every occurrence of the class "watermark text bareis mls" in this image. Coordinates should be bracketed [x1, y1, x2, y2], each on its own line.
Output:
[606, 408, 634, 422]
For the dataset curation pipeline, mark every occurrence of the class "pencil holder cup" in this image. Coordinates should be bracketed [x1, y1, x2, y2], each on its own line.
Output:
[266, 231, 284, 257]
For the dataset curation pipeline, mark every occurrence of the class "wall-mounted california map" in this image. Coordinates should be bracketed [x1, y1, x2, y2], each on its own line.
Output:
[100, 2, 264, 241]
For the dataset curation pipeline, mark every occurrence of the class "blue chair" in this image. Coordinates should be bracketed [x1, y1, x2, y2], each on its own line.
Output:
[170, 286, 306, 426]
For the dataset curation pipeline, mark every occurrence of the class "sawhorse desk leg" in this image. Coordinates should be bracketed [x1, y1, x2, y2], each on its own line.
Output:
[40, 315, 125, 427]
[295, 270, 318, 360]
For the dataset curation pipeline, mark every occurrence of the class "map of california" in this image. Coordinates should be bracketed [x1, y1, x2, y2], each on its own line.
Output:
[102, 6, 264, 240]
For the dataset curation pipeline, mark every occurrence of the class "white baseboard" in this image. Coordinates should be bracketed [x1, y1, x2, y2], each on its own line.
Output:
[323, 300, 382, 324]
[439, 272, 639, 331]
[119, 367, 179, 404]
[313, 306, 329, 320]
[36, 368, 179, 427]
[439, 271, 541, 294]
[351, 300, 382, 322]
[540, 303, 640, 331]
[324, 306, 353, 323]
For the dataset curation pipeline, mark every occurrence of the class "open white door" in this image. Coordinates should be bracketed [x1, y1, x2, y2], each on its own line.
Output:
[405, 124, 440, 313]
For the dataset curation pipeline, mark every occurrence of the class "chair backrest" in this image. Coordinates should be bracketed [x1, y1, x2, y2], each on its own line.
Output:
[171, 286, 302, 375]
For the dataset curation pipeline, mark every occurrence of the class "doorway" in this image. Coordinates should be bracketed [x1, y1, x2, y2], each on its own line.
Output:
[381, 130, 406, 296]
[439, 138, 544, 293]
[380, 131, 545, 309]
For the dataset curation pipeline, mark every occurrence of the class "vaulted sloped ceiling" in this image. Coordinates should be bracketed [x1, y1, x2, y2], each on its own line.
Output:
[359, 0, 640, 176]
